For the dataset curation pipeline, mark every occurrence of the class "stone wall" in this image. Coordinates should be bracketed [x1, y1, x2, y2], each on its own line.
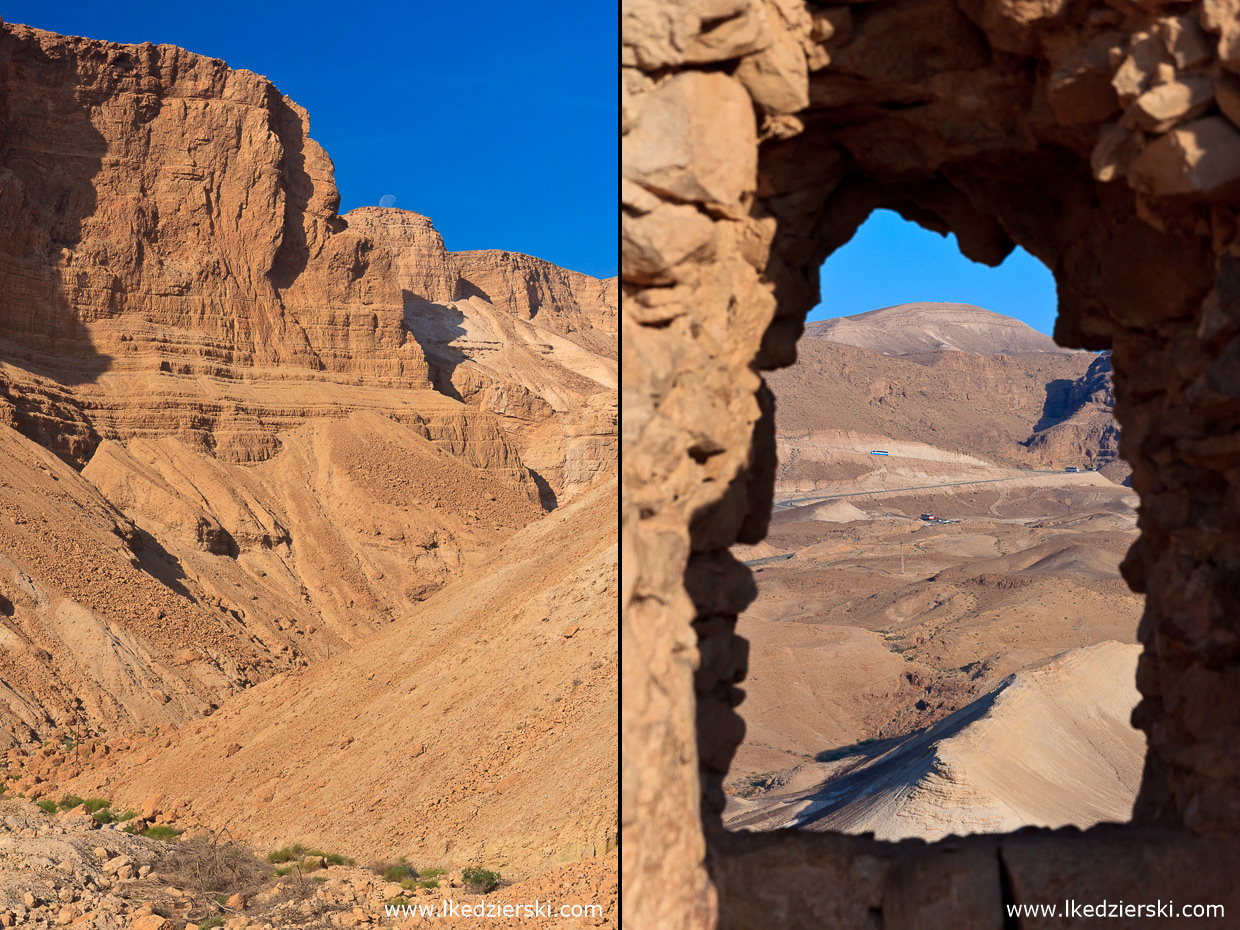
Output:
[622, 0, 1240, 925]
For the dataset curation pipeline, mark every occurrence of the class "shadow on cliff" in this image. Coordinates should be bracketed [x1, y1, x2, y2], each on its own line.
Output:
[1031, 378, 1076, 432]
[267, 90, 347, 291]
[400, 290, 559, 510]
[401, 292, 467, 402]
[0, 27, 113, 381]
[128, 526, 195, 602]
[267, 91, 316, 290]
[0, 26, 117, 468]
[456, 277, 495, 305]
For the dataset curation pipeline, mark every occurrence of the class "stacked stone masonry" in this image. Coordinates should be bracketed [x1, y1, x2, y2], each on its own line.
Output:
[623, 0, 1240, 926]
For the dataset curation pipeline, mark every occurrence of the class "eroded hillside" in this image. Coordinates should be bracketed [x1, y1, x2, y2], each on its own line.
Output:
[727, 304, 1142, 840]
[0, 17, 616, 887]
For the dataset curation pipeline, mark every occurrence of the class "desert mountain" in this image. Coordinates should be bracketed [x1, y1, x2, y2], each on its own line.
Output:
[727, 302, 1140, 841]
[772, 319, 1124, 482]
[806, 302, 1074, 356]
[0, 18, 616, 881]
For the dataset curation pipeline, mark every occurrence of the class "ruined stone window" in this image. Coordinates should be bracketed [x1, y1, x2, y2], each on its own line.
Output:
[624, 0, 1240, 924]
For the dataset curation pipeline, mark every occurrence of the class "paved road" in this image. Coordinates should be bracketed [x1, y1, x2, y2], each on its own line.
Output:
[741, 553, 796, 567]
[774, 471, 1069, 510]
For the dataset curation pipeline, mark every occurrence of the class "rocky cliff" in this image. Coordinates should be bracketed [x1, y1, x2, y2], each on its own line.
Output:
[0, 21, 616, 484]
[0, 19, 617, 876]
[770, 325, 1123, 475]
[1024, 353, 1126, 481]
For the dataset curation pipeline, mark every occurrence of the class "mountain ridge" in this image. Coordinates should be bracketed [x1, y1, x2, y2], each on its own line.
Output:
[806, 302, 1074, 357]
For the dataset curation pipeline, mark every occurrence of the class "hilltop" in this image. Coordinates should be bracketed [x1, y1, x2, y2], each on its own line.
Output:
[805, 303, 1074, 356]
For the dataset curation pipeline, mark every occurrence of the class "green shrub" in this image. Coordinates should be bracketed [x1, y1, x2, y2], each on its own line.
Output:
[418, 867, 446, 878]
[143, 825, 181, 842]
[462, 866, 500, 893]
[383, 864, 416, 882]
[419, 879, 439, 890]
[267, 844, 307, 864]
[81, 798, 111, 814]
[268, 843, 352, 864]
[400, 878, 418, 891]
[304, 848, 352, 866]
[198, 916, 226, 930]
[387, 897, 411, 907]
[36, 799, 56, 814]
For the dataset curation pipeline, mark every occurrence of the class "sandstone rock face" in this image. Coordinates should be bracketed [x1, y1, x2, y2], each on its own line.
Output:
[0, 21, 616, 484]
[340, 210, 619, 508]
[0, 16, 618, 860]
[452, 250, 618, 361]
[342, 208, 463, 304]
[0, 23, 431, 465]
[625, 0, 1240, 926]
[1024, 353, 1125, 479]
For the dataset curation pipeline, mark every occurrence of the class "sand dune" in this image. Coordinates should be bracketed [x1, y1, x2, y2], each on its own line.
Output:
[726, 642, 1143, 840]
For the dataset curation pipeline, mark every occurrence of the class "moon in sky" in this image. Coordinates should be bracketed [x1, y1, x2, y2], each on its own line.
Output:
[379, 194, 397, 208]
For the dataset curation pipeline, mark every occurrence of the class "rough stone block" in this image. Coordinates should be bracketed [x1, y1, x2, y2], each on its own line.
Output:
[623, 71, 758, 208]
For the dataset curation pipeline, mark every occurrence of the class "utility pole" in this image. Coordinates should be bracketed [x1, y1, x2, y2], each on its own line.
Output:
[900, 542, 905, 575]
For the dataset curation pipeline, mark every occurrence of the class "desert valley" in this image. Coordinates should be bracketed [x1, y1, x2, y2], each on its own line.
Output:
[725, 303, 1145, 842]
[0, 19, 615, 929]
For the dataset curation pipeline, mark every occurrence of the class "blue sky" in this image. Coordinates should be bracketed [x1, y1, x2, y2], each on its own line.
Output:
[812, 210, 1059, 336]
[3, 1, 617, 279]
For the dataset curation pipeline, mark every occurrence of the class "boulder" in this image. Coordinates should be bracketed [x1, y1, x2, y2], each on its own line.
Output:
[1158, 13, 1213, 68]
[141, 795, 164, 821]
[622, 71, 758, 208]
[735, 14, 810, 114]
[1129, 116, 1240, 199]
[1120, 77, 1214, 132]
[102, 854, 131, 875]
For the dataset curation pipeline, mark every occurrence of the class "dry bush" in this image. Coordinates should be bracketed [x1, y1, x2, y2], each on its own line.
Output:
[153, 827, 269, 897]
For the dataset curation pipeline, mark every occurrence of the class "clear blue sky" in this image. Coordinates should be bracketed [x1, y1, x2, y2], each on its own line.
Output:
[3, 1, 617, 279]
[811, 210, 1059, 336]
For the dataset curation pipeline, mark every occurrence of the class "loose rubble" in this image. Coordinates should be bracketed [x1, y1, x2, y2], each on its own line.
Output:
[0, 799, 615, 928]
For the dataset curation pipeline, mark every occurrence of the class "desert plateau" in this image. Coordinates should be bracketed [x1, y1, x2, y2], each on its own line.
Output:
[725, 304, 1145, 842]
[0, 18, 615, 930]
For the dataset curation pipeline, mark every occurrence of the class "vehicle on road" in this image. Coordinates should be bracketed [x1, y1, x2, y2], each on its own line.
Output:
[1065, 466, 1080, 472]
[870, 450, 889, 456]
